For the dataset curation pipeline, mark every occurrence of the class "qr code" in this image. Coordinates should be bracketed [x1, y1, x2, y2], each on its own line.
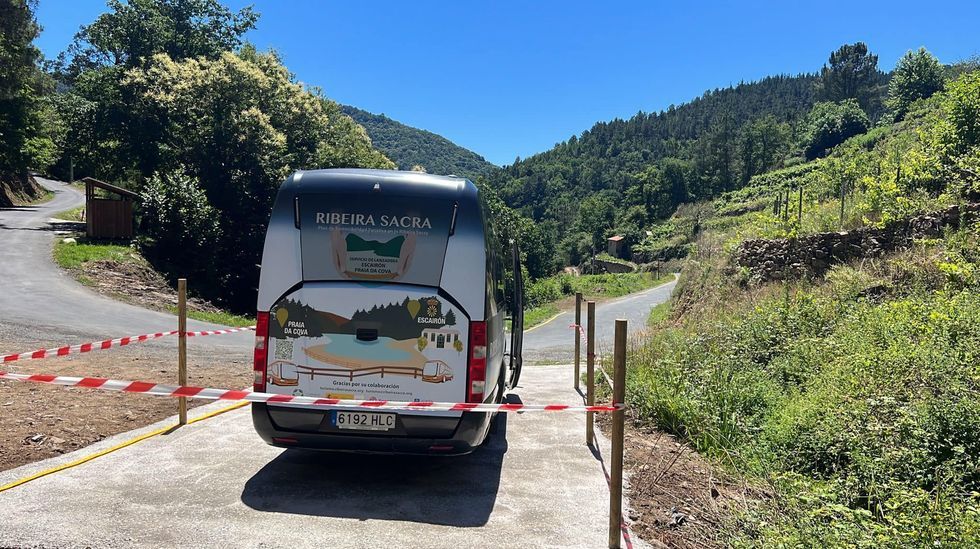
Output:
[275, 339, 293, 360]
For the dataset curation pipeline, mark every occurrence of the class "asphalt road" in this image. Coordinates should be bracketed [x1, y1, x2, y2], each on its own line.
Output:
[522, 277, 678, 364]
[0, 177, 252, 354]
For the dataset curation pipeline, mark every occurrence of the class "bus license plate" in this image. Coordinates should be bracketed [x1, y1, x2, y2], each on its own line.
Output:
[334, 411, 396, 431]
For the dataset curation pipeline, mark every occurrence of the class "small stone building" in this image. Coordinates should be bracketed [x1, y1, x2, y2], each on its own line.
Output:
[607, 235, 626, 258]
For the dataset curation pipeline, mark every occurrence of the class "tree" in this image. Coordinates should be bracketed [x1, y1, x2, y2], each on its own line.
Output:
[138, 171, 221, 280]
[819, 42, 884, 116]
[736, 115, 791, 185]
[123, 50, 393, 309]
[802, 100, 870, 160]
[0, 0, 57, 177]
[47, 0, 262, 180]
[576, 191, 617, 252]
[938, 71, 980, 155]
[65, 0, 257, 72]
[887, 48, 946, 121]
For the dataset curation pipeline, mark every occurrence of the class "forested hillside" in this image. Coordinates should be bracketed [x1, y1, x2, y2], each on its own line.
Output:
[341, 105, 498, 179]
[488, 43, 895, 276]
[627, 55, 980, 545]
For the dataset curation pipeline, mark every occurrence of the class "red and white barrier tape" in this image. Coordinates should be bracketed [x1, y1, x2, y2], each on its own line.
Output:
[569, 323, 586, 342]
[2, 331, 178, 363]
[0, 370, 624, 413]
[1, 326, 256, 364]
[184, 326, 256, 337]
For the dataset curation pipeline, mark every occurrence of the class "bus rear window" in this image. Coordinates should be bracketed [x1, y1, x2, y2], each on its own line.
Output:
[298, 193, 455, 286]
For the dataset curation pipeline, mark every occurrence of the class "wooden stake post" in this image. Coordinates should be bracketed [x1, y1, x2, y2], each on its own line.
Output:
[586, 300, 596, 446]
[609, 319, 628, 548]
[574, 292, 583, 391]
[798, 186, 804, 226]
[177, 278, 188, 425]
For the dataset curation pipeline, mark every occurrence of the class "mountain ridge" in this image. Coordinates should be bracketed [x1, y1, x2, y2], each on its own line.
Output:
[341, 105, 498, 180]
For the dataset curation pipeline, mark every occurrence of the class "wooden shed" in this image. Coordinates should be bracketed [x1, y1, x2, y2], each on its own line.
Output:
[82, 177, 138, 239]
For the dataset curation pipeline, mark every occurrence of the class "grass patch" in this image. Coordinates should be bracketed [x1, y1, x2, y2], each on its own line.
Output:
[646, 301, 670, 326]
[53, 236, 137, 270]
[167, 307, 254, 328]
[54, 235, 251, 328]
[524, 303, 560, 329]
[53, 205, 85, 221]
[24, 190, 54, 205]
[526, 271, 672, 309]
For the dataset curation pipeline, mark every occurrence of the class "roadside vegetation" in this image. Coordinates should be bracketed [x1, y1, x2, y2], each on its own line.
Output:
[53, 237, 135, 270]
[53, 205, 84, 221]
[22, 189, 53, 205]
[627, 55, 980, 546]
[163, 306, 254, 328]
[522, 304, 560, 329]
[54, 235, 253, 327]
[645, 301, 670, 327]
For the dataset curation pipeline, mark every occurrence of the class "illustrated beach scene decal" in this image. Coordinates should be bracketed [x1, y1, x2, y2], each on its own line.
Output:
[266, 284, 466, 404]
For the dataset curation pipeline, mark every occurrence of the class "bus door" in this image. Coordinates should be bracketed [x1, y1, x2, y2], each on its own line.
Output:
[508, 240, 524, 388]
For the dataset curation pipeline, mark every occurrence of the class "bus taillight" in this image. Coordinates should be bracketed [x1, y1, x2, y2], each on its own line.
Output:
[254, 311, 270, 392]
[467, 321, 487, 403]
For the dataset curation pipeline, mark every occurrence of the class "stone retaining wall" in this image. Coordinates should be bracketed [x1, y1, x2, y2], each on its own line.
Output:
[733, 203, 980, 282]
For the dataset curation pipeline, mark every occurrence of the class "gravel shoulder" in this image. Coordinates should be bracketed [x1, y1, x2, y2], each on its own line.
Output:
[0, 336, 250, 472]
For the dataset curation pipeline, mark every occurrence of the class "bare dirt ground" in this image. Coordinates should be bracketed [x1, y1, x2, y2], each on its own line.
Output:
[597, 415, 761, 548]
[0, 338, 250, 473]
[73, 254, 231, 318]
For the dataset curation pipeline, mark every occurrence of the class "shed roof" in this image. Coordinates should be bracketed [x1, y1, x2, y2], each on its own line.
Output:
[82, 177, 138, 200]
[607, 235, 625, 242]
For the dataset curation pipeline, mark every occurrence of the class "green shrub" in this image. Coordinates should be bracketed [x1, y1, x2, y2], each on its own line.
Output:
[137, 171, 221, 283]
[803, 100, 871, 160]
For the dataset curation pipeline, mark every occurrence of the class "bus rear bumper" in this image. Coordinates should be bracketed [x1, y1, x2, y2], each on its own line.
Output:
[251, 403, 494, 456]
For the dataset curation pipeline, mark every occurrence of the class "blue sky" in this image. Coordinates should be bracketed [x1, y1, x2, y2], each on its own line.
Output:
[34, 0, 980, 166]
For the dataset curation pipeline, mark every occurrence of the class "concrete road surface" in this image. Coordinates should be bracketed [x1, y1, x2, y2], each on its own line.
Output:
[522, 277, 677, 364]
[0, 177, 252, 354]
[0, 365, 652, 549]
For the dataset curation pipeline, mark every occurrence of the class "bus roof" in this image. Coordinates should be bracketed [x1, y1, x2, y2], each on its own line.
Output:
[282, 169, 473, 201]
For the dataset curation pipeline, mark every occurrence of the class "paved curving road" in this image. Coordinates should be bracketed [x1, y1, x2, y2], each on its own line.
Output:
[522, 277, 678, 364]
[0, 177, 252, 353]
